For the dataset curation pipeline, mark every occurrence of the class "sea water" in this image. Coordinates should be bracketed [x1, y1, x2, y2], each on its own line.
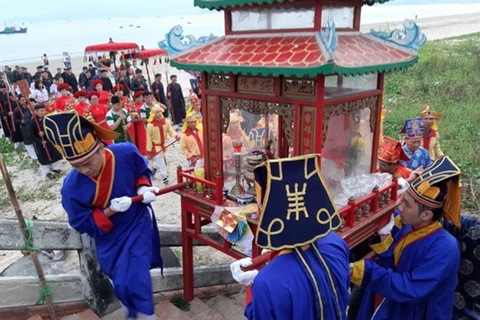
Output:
[1, 2, 480, 65]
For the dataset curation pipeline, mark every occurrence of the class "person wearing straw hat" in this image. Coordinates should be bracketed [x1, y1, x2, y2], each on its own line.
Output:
[420, 105, 444, 160]
[399, 117, 432, 171]
[43, 111, 162, 320]
[351, 156, 461, 320]
[180, 114, 203, 167]
[146, 104, 179, 185]
[230, 154, 350, 319]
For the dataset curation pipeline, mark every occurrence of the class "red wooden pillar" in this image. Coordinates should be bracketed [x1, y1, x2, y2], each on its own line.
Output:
[181, 201, 194, 301]
[315, 75, 325, 155]
[370, 73, 385, 173]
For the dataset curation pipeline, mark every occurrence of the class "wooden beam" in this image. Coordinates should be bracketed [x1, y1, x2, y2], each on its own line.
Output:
[158, 224, 221, 247]
[0, 275, 84, 308]
[0, 220, 220, 250]
[0, 220, 82, 251]
[0, 301, 88, 320]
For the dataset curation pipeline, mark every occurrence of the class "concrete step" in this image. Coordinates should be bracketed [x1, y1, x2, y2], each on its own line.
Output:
[205, 295, 246, 320]
[101, 307, 125, 320]
[154, 300, 191, 319]
[185, 298, 224, 320]
[230, 290, 247, 308]
[60, 309, 100, 320]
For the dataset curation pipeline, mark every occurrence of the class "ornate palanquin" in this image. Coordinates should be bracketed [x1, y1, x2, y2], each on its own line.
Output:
[168, 0, 423, 301]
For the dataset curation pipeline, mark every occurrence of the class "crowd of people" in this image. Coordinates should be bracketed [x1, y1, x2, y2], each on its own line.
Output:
[0, 62, 203, 182]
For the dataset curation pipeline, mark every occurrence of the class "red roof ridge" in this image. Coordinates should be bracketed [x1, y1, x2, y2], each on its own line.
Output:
[225, 31, 315, 39]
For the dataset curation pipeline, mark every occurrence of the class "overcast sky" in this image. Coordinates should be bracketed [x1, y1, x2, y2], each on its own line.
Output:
[1, 0, 204, 22]
[2, 0, 476, 23]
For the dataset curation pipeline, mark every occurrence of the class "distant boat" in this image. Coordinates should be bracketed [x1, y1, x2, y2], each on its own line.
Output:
[136, 26, 141, 28]
[129, 24, 133, 27]
[0, 26, 27, 35]
[119, 26, 124, 29]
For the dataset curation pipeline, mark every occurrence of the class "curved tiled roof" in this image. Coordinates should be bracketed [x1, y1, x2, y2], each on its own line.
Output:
[170, 33, 417, 77]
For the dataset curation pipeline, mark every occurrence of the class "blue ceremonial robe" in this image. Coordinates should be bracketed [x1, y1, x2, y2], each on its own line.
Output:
[245, 232, 350, 320]
[446, 216, 480, 320]
[353, 216, 460, 320]
[61, 143, 162, 318]
[400, 145, 432, 170]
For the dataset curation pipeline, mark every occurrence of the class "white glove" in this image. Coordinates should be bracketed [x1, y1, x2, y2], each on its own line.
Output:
[141, 191, 157, 204]
[230, 258, 259, 286]
[261, 249, 271, 255]
[137, 186, 160, 204]
[110, 196, 132, 213]
[397, 178, 408, 195]
[378, 213, 395, 235]
[137, 186, 160, 195]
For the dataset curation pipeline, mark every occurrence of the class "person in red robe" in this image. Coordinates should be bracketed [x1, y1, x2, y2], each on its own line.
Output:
[92, 79, 110, 106]
[128, 90, 147, 155]
[88, 91, 111, 145]
[74, 90, 89, 115]
[113, 84, 128, 107]
[55, 83, 74, 112]
[377, 136, 422, 183]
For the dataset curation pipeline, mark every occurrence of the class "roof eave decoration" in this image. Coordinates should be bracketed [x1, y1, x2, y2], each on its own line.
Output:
[170, 19, 423, 78]
[158, 25, 218, 55]
[369, 19, 427, 51]
[170, 57, 418, 78]
[319, 16, 338, 62]
[194, 0, 391, 10]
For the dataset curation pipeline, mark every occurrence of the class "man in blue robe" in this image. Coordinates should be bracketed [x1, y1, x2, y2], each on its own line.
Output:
[230, 154, 351, 320]
[43, 111, 162, 320]
[351, 156, 461, 320]
[400, 117, 432, 171]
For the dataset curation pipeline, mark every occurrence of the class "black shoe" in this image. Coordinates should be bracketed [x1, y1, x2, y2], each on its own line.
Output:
[152, 168, 157, 176]
[163, 178, 169, 185]
[46, 172, 55, 179]
[52, 169, 61, 174]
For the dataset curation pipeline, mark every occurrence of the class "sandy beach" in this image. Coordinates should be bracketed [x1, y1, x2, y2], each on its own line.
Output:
[1, 11, 480, 273]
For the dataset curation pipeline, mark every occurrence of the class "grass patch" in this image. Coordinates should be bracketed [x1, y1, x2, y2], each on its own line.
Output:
[170, 294, 191, 311]
[383, 32, 480, 212]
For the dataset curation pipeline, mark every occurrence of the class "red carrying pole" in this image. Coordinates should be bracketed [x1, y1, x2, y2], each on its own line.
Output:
[130, 182, 186, 203]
